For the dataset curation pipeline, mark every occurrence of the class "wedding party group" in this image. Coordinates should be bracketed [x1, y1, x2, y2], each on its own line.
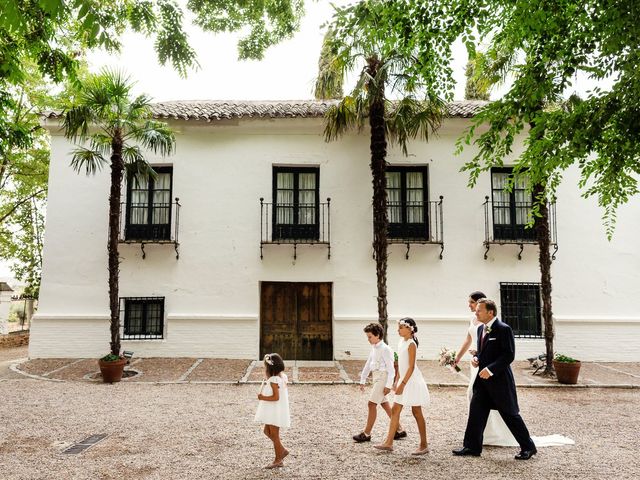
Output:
[253, 291, 573, 469]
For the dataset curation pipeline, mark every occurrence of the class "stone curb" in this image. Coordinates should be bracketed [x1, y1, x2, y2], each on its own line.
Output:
[7, 362, 640, 389]
[9, 358, 64, 382]
[8, 359, 640, 388]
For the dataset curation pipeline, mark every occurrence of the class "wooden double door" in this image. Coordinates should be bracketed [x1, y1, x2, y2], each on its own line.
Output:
[260, 282, 333, 361]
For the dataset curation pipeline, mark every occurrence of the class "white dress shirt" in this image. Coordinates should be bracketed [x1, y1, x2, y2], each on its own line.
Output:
[481, 317, 499, 377]
[359, 340, 395, 388]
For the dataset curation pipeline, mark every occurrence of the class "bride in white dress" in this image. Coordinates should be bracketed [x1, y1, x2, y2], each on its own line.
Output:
[455, 292, 574, 448]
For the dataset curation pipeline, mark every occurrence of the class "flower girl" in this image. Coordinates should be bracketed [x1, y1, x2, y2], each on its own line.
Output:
[374, 318, 430, 455]
[255, 353, 290, 468]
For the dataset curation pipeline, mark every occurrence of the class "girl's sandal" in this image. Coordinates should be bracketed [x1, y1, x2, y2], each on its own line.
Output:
[373, 444, 393, 452]
[265, 460, 284, 469]
[411, 447, 430, 456]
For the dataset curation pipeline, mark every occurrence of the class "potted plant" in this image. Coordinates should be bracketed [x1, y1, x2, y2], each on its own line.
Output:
[553, 353, 581, 384]
[98, 353, 128, 383]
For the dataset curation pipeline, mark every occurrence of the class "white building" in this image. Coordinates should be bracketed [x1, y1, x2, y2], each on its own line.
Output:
[30, 101, 640, 361]
[0, 282, 15, 334]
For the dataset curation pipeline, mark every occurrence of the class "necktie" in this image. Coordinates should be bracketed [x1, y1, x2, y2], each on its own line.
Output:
[481, 326, 489, 349]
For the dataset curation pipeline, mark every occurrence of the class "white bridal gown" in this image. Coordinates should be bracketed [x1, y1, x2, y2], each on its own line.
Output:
[467, 319, 574, 448]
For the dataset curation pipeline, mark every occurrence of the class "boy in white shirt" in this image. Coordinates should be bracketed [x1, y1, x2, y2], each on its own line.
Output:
[353, 323, 407, 443]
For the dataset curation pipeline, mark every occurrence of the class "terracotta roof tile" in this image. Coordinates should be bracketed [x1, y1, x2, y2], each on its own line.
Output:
[42, 100, 488, 121]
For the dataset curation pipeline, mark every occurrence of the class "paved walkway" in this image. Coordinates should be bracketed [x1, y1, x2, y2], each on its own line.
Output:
[3, 347, 639, 387]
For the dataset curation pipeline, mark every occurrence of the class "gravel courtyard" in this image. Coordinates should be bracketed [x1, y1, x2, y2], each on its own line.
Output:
[1, 377, 638, 480]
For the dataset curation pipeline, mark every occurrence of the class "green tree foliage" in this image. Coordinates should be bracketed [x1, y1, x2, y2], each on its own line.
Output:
[464, 53, 490, 101]
[454, 0, 640, 237]
[187, 0, 304, 60]
[0, 64, 53, 296]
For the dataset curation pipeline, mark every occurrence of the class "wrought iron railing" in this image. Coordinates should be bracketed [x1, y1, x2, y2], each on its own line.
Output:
[483, 196, 557, 260]
[118, 198, 181, 259]
[387, 196, 444, 259]
[260, 198, 331, 259]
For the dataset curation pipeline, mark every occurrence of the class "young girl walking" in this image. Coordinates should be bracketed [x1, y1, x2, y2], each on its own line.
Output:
[374, 317, 430, 455]
[254, 353, 290, 468]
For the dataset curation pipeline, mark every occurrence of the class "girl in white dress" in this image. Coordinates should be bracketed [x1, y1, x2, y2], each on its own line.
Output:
[454, 291, 518, 446]
[254, 353, 290, 468]
[374, 318, 430, 455]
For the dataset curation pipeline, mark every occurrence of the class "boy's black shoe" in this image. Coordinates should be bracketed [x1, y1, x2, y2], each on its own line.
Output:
[393, 430, 407, 440]
[353, 432, 371, 443]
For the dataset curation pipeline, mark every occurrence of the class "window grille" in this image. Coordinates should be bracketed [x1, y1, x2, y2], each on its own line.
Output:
[120, 297, 165, 340]
[499, 283, 542, 338]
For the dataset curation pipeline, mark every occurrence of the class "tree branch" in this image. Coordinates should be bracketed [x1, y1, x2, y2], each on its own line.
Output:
[0, 189, 47, 225]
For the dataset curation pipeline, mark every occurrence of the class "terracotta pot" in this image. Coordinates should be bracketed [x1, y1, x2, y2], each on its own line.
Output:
[98, 357, 127, 383]
[553, 359, 581, 385]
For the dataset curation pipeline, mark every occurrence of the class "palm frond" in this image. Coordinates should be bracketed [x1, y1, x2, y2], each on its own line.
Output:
[79, 69, 134, 126]
[90, 133, 112, 156]
[324, 95, 368, 142]
[127, 94, 153, 121]
[122, 145, 144, 165]
[473, 45, 519, 92]
[130, 121, 176, 156]
[69, 147, 107, 176]
[63, 105, 95, 142]
[123, 149, 157, 187]
[386, 97, 445, 155]
[314, 29, 345, 100]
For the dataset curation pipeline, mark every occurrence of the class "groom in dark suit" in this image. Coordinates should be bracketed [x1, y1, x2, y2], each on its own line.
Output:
[453, 298, 537, 460]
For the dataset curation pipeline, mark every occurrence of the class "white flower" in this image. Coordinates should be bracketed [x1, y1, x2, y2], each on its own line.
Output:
[398, 319, 414, 332]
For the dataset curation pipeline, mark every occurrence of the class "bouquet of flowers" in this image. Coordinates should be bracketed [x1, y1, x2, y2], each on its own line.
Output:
[438, 347, 461, 372]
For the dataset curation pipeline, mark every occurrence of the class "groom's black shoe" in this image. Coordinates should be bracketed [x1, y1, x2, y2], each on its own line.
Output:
[452, 447, 481, 457]
[515, 447, 537, 460]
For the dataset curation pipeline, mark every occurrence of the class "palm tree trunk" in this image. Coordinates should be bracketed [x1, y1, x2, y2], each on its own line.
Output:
[367, 57, 390, 340]
[534, 184, 554, 374]
[108, 132, 124, 356]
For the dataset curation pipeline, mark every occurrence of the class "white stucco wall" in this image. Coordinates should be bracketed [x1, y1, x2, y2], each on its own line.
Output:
[0, 291, 13, 334]
[30, 116, 640, 361]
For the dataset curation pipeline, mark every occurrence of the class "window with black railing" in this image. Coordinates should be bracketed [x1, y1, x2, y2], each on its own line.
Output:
[490, 167, 535, 241]
[120, 297, 164, 340]
[386, 166, 429, 241]
[272, 167, 320, 241]
[125, 167, 173, 241]
[500, 282, 542, 338]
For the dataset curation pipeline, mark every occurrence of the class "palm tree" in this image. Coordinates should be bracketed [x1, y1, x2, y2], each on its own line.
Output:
[315, 7, 444, 340]
[63, 69, 175, 358]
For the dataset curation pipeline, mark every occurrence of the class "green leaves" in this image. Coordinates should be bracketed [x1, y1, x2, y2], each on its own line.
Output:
[69, 146, 108, 175]
[64, 68, 176, 174]
[453, 0, 640, 237]
[318, 1, 454, 152]
[187, 0, 304, 60]
[155, 0, 198, 77]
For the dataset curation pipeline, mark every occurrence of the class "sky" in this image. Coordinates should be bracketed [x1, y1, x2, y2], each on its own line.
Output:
[86, 0, 473, 102]
[84, 1, 606, 103]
